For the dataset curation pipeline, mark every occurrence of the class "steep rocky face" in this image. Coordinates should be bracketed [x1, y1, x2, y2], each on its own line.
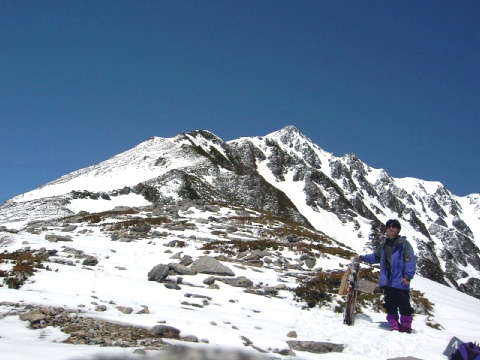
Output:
[1, 126, 479, 298]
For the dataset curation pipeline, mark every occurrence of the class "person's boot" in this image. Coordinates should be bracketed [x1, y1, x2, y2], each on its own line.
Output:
[386, 313, 400, 331]
[399, 315, 413, 333]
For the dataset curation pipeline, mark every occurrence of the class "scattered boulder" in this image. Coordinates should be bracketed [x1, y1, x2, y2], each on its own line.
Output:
[261, 287, 279, 296]
[218, 276, 253, 288]
[112, 206, 134, 212]
[136, 306, 150, 314]
[165, 224, 186, 231]
[111, 231, 130, 241]
[61, 225, 77, 232]
[169, 252, 182, 260]
[165, 240, 186, 247]
[190, 256, 235, 276]
[168, 263, 197, 276]
[184, 293, 212, 301]
[242, 250, 270, 261]
[304, 257, 316, 269]
[245, 260, 263, 267]
[203, 276, 216, 285]
[148, 264, 170, 282]
[180, 255, 193, 266]
[181, 335, 199, 343]
[63, 247, 85, 258]
[287, 340, 345, 354]
[287, 330, 297, 338]
[130, 223, 151, 233]
[286, 235, 300, 243]
[116, 306, 133, 314]
[50, 258, 75, 266]
[150, 324, 181, 338]
[45, 234, 73, 242]
[226, 226, 238, 233]
[205, 205, 221, 212]
[300, 254, 317, 269]
[82, 256, 98, 266]
[164, 283, 182, 290]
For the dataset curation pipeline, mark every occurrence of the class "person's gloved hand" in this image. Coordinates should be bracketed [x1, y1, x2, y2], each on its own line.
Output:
[351, 255, 360, 262]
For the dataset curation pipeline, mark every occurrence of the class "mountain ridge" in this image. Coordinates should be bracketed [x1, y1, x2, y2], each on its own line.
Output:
[1, 125, 479, 298]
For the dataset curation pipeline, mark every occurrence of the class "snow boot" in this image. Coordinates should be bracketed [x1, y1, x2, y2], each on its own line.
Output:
[386, 313, 400, 331]
[399, 315, 413, 333]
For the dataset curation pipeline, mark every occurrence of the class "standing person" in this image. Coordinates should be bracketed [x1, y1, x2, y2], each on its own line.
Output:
[354, 219, 416, 333]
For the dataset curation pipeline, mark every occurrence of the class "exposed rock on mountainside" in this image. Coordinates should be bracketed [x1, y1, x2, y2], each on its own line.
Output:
[1, 126, 479, 297]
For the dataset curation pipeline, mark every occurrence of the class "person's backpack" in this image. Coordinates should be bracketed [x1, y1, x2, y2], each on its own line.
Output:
[450, 342, 480, 360]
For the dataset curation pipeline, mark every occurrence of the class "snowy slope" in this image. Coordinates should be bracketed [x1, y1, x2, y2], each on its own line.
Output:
[0, 200, 479, 360]
[10, 135, 210, 203]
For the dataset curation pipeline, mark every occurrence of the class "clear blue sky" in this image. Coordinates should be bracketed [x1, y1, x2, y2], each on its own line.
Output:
[1, 1, 479, 204]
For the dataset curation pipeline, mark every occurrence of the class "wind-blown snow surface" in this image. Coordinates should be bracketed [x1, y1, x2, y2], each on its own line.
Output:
[9, 135, 204, 203]
[1, 202, 479, 360]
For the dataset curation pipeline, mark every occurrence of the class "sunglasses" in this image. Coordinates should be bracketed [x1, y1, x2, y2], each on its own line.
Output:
[386, 225, 400, 229]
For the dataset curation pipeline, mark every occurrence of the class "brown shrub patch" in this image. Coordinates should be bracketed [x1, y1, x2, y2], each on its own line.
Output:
[107, 217, 171, 230]
[0, 250, 47, 289]
[294, 271, 343, 308]
[75, 209, 140, 224]
[201, 239, 280, 256]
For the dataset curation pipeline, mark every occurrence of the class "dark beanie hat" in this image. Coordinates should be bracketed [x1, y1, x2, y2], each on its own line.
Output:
[386, 219, 401, 229]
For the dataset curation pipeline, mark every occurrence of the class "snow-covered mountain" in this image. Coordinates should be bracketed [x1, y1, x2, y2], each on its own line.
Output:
[1, 126, 480, 360]
[1, 126, 479, 298]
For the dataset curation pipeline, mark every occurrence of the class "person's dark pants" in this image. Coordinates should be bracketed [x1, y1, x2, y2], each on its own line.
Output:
[382, 287, 414, 316]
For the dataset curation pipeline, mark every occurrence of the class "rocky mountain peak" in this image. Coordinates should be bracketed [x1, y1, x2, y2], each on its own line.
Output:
[267, 125, 316, 151]
[0, 127, 479, 298]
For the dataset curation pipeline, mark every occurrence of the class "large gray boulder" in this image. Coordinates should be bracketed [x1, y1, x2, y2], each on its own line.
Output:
[179, 255, 193, 266]
[45, 234, 73, 242]
[190, 256, 235, 276]
[217, 276, 253, 288]
[130, 223, 151, 233]
[168, 263, 197, 275]
[150, 324, 180, 338]
[82, 256, 98, 266]
[148, 264, 170, 282]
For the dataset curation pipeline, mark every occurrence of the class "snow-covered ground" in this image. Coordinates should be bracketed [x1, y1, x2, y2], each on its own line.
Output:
[1, 203, 479, 360]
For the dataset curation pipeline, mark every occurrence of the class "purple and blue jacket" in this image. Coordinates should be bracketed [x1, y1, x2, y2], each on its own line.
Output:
[360, 236, 416, 291]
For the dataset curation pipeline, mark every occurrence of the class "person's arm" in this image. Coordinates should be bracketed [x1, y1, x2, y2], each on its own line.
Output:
[402, 240, 416, 282]
[360, 253, 379, 264]
[355, 242, 383, 264]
